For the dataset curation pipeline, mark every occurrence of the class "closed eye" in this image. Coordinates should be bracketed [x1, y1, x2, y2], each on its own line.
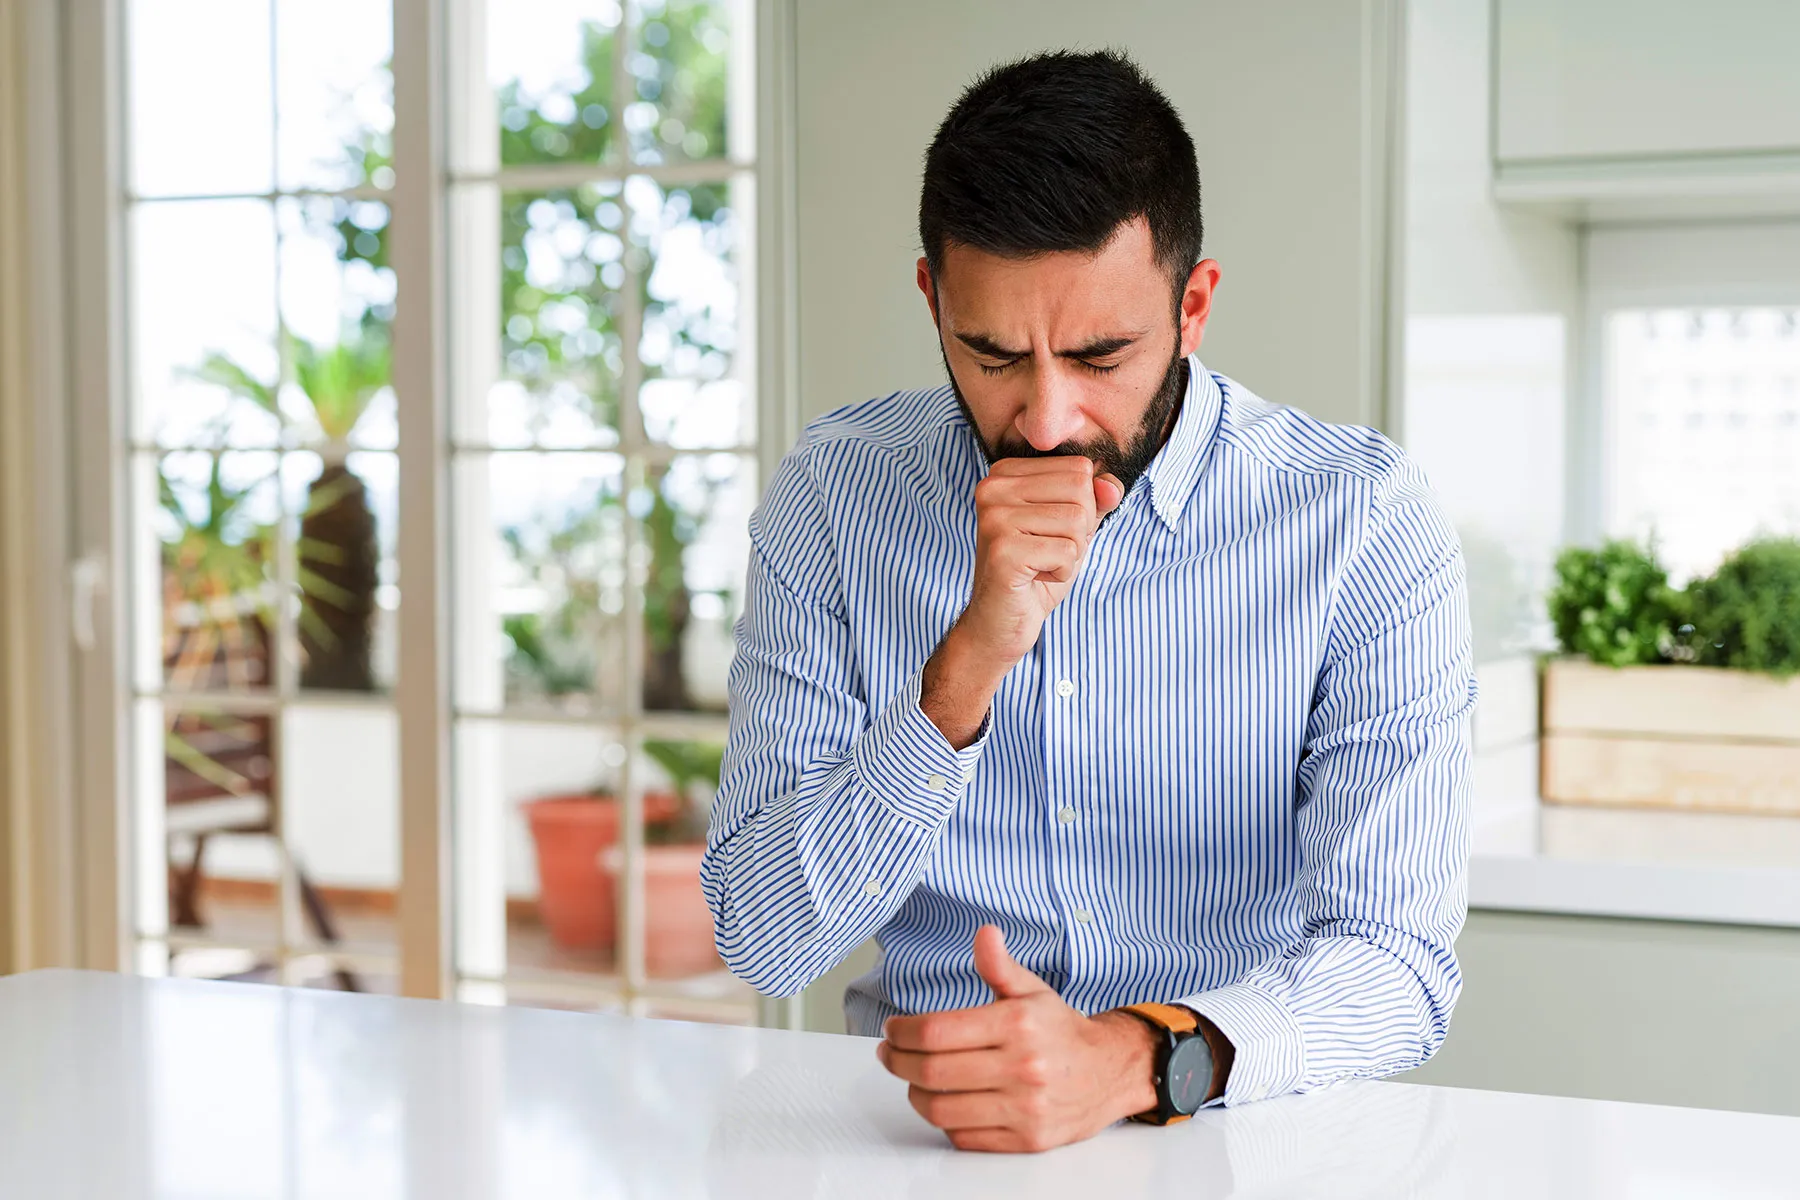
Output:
[1074, 360, 1119, 375]
[976, 358, 1024, 377]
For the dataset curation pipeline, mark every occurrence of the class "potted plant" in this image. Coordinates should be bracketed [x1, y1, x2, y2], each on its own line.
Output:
[188, 327, 389, 692]
[522, 784, 680, 953]
[1541, 536, 1800, 815]
[522, 739, 722, 979]
[635, 739, 725, 978]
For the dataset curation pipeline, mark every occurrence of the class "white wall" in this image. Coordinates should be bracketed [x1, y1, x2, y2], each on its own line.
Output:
[792, 0, 1398, 428]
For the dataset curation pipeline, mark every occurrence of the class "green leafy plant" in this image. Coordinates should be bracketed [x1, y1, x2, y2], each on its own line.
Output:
[1547, 539, 1686, 667]
[188, 327, 389, 690]
[642, 738, 723, 845]
[502, 465, 728, 711]
[159, 453, 278, 794]
[160, 452, 276, 689]
[1684, 537, 1800, 678]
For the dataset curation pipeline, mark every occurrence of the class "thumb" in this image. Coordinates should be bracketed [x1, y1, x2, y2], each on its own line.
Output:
[973, 924, 1049, 1001]
[1093, 473, 1124, 517]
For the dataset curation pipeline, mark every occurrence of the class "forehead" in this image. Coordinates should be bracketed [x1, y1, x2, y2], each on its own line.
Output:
[935, 217, 1167, 331]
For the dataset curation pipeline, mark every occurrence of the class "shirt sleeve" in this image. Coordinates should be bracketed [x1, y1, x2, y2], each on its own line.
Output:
[701, 446, 990, 998]
[1173, 458, 1478, 1105]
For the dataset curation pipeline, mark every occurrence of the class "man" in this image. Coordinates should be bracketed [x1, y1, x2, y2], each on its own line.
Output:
[702, 50, 1475, 1153]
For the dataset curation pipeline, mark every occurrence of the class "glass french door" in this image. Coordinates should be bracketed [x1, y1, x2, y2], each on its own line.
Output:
[117, 0, 766, 1024]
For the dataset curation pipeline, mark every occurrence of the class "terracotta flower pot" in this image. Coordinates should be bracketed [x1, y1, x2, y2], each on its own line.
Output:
[642, 844, 722, 979]
[522, 792, 679, 951]
[594, 841, 723, 977]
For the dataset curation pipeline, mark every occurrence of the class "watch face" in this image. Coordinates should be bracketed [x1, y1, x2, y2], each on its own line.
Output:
[1166, 1035, 1213, 1115]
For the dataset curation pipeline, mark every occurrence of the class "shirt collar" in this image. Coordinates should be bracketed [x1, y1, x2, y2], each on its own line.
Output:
[1139, 355, 1222, 533]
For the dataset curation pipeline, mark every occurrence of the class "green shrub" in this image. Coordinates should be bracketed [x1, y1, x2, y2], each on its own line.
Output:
[1547, 539, 1683, 667]
[1685, 537, 1800, 678]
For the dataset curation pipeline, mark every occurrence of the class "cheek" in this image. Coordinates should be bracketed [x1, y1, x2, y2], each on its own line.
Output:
[955, 370, 1025, 434]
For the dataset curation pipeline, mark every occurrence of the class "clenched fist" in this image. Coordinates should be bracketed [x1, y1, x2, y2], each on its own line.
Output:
[922, 457, 1123, 747]
[877, 925, 1159, 1153]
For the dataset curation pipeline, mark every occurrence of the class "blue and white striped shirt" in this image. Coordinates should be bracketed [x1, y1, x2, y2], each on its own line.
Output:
[703, 357, 1476, 1105]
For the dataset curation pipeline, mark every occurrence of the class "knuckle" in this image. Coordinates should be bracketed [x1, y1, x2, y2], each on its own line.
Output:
[1017, 1054, 1050, 1087]
[915, 1057, 943, 1089]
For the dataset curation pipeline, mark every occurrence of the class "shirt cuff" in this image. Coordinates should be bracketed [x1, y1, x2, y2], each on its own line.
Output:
[1175, 980, 1306, 1106]
[851, 665, 989, 828]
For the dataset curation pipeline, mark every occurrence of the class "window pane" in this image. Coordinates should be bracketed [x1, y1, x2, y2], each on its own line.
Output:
[641, 453, 751, 713]
[158, 451, 281, 694]
[277, 198, 396, 448]
[128, 0, 273, 197]
[455, 718, 627, 983]
[474, 188, 627, 448]
[491, 0, 620, 168]
[631, 175, 751, 448]
[132, 201, 279, 448]
[283, 451, 397, 693]
[275, 0, 393, 192]
[284, 702, 399, 958]
[164, 703, 279, 950]
[625, 0, 734, 165]
[456, 453, 628, 714]
[1607, 308, 1800, 582]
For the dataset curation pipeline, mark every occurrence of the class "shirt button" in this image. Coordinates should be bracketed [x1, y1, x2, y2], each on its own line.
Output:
[1055, 679, 1076, 698]
[1072, 907, 1093, 924]
[925, 772, 949, 793]
[1057, 807, 1077, 825]
[863, 879, 883, 897]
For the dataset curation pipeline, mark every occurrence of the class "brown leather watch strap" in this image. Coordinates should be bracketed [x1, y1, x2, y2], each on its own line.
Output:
[1121, 1001, 1199, 1035]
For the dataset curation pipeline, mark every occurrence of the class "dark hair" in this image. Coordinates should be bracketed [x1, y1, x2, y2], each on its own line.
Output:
[919, 49, 1202, 299]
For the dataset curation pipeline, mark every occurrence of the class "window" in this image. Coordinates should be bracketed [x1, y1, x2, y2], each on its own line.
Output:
[125, 0, 402, 990]
[1604, 307, 1800, 584]
[119, 0, 761, 1023]
[446, 0, 758, 1020]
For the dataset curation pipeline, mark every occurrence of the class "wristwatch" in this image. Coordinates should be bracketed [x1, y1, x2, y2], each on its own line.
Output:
[1118, 1002, 1217, 1125]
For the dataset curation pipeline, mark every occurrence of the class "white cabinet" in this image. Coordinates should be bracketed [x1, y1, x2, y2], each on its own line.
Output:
[1494, 0, 1800, 215]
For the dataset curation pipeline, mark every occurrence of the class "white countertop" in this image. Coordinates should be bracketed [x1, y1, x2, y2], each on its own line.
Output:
[3, 970, 1797, 1198]
[1469, 800, 1800, 929]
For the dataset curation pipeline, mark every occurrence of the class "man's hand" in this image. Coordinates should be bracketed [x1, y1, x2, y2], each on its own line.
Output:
[922, 459, 1124, 747]
[876, 925, 1158, 1153]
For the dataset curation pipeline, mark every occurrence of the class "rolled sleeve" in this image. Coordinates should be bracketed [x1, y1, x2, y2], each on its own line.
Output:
[852, 667, 989, 828]
[1176, 980, 1308, 1105]
[703, 446, 992, 998]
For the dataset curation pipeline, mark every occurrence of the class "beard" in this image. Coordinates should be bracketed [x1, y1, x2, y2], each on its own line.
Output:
[945, 346, 1189, 499]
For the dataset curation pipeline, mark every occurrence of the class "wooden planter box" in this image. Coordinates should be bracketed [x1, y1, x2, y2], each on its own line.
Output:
[1541, 659, 1800, 816]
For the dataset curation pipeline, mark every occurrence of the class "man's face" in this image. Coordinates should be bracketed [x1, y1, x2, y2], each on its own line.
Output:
[918, 217, 1220, 491]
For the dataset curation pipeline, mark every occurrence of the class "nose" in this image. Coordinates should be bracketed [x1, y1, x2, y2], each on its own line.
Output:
[1014, 361, 1085, 452]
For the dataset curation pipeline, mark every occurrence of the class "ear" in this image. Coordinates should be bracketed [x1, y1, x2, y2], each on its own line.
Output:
[917, 256, 940, 326]
[1177, 258, 1222, 358]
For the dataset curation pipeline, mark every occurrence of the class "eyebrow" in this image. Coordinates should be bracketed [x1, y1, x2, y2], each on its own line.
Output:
[953, 331, 1143, 360]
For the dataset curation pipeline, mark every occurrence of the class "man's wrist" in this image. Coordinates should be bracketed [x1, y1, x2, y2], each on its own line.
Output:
[1089, 1008, 1159, 1120]
[920, 622, 1015, 749]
